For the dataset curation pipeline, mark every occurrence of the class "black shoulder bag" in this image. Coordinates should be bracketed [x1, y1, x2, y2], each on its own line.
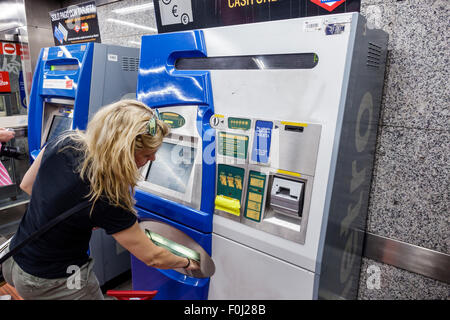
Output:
[0, 200, 91, 285]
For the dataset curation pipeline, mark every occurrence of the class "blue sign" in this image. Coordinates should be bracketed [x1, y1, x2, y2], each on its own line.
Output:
[251, 120, 273, 164]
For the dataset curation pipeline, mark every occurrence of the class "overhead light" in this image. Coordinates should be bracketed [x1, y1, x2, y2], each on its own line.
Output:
[107, 18, 157, 33]
[0, 3, 25, 21]
[112, 3, 154, 15]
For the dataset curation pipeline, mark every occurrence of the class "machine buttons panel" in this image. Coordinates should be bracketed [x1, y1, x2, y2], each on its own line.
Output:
[244, 170, 267, 222]
[213, 114, 321, 244]
[228, 117, 251, 131]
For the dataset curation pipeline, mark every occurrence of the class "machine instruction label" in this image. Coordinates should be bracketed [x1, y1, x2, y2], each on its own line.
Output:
[215, 164, 245, 216]
[43, 78, 74, 90]
[244, 171, 266, 222]
[218, 131, 249, 159]
[251, 120, 273, 164]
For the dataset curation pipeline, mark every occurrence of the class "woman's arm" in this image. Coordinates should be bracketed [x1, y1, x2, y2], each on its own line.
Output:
[112, 221, 200, 271]
[20, 147, 45, 195]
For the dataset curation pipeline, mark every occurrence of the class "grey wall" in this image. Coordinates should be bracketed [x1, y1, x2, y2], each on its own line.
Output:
[23, 0, 61, 73]
[357, 0, 449, 299]
[88, 0, 449, 299]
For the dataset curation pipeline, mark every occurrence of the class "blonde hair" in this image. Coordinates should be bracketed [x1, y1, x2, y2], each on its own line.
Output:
[61, 99, 169, 214]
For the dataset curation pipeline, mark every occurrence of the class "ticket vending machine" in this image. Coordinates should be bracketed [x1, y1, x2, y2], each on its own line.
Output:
[133, 12, 387, 300]
[28, 42, 140, 286]
[131, 31, 216, 300]
[203, 13, 387, 300]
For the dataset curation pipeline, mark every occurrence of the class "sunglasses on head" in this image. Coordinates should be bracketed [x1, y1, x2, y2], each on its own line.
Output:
[147, 108, 160, 136]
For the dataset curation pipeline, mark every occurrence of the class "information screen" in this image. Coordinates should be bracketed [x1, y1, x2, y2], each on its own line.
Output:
[146, 142, 196, 194]
[46, 115, 73, 143]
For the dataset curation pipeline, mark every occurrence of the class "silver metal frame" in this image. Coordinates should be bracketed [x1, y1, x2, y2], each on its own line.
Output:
[363, 232, 450, 284]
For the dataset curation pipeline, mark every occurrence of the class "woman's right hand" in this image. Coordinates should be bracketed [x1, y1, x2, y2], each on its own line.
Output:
[184, 258, 201, 272]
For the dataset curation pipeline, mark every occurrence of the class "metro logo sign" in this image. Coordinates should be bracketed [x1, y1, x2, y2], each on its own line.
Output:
[0, 42, 26, 56]
[310, 0, 346, 12]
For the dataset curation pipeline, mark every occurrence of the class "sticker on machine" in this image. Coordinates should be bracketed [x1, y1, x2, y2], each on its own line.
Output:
[304, 19, 323, 32]
[43, 78, 74, 90]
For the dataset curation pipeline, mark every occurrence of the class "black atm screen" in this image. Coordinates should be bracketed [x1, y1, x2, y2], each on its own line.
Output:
[47, 115, 73, 143]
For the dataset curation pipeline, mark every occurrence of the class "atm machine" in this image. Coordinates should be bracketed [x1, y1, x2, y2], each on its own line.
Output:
[27, 42, 140, 286]
[133, 12, 387, 300]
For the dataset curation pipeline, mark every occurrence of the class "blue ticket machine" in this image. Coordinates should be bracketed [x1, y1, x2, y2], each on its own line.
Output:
[132, 31, 215, 300]
[28, 42, 140, 286]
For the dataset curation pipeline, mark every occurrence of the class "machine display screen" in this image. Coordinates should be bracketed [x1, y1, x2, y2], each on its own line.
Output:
[46, 115, 73, 143]
[146, 142, 196, 194]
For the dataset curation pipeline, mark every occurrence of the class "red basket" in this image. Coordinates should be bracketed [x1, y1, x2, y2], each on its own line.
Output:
[106, 290, 158, 300]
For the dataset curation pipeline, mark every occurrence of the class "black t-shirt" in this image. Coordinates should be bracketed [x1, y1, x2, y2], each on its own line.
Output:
[10, 136, 137, 279]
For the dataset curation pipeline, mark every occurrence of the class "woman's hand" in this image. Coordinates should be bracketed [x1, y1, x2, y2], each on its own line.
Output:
[184, 258, 201, 271]
[0, 128, 15, 143]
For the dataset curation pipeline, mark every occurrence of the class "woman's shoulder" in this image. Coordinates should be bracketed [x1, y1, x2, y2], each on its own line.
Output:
[45, 132, 85, 161]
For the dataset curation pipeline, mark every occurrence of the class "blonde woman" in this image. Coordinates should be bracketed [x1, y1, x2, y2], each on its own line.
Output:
[1, 100, 200, 300]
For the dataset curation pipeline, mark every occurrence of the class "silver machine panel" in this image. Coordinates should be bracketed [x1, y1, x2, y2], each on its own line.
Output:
[211, 114, 321, 245]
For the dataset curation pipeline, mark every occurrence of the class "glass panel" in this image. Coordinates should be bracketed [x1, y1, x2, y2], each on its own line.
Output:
[46, 115, 73, 143]
[146, 142, 196, 194]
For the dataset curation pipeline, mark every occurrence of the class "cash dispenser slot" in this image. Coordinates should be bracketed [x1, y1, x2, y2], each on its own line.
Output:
[145, 229, 201, 262]
[269, 177, 305, 218]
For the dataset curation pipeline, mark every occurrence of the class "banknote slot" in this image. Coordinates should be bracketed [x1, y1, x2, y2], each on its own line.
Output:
[284, 125, 304, 133]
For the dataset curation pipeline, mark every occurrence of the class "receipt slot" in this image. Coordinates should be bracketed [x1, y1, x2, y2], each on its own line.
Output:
[270, 177, 305, 218]
[28, 42, 140, 287]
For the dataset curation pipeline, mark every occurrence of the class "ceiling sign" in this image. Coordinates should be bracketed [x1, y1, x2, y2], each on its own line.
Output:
[49, 0, 101, 45]
[154, 0, 360, 34]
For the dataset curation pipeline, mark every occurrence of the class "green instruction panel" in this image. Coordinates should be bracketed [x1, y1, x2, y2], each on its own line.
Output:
[159, 112, 186, 129]
[218, 131, 249, 159]
[228, 117, 251, 131]
[244, 170, 267, 222]
[215, 164, 245, 216]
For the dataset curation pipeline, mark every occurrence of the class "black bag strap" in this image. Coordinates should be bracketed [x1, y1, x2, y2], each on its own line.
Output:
[0, 200, 91, 266]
